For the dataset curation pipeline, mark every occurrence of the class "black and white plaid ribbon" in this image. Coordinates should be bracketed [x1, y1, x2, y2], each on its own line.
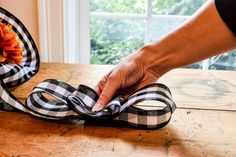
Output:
[0, 7, 176, 129]
[0, 7, 40, 110]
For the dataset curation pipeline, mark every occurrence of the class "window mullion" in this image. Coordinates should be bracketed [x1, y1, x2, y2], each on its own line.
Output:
[63, 0, 90, 64]
[90, 12, 146, 19]
[202, 59, 210, 70]
[145, 0, 153, 44]
[78, 0, 90, 64]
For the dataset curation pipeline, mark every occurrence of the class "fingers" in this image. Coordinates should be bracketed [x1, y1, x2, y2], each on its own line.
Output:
[93, 79, 106, 96]
[93, 71, 113, 95]
[92, 79, 119, 112]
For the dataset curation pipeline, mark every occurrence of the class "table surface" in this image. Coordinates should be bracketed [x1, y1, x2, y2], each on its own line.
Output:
[0, 63, 236, 157]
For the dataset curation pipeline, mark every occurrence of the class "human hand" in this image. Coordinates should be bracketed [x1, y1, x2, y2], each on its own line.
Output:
[92, 48, 159, 112]
[91, 0, 236, 112]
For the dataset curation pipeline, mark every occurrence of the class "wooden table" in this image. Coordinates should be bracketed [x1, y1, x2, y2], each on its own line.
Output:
[0, 63, 236, 157]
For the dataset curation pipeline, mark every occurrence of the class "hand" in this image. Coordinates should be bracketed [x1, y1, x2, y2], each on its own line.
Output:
[92, 49, 159, 112]
[91, 0, 236, 112]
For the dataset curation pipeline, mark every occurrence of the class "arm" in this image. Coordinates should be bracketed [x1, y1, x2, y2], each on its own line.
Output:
[92, 0, 236, 111]
[139, 0, 236, 77]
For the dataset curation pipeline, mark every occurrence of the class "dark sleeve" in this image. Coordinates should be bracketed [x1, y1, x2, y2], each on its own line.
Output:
[215, 0, 236, 36]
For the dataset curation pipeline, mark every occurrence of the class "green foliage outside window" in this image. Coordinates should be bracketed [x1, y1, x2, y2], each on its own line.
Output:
[152, 0, 206, 15]
[90, 18, 145, 64]
[90, 0, 236, 71]
[90, 0, 146, 14]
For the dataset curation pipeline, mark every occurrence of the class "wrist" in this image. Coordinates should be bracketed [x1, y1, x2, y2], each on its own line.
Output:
[136, 44, 173, 78]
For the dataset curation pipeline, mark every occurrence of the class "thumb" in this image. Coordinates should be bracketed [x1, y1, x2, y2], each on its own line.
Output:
[92, 80, 119, 112]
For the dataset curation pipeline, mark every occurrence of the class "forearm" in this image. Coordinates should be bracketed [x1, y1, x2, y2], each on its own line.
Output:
[139, 0, 236, 77]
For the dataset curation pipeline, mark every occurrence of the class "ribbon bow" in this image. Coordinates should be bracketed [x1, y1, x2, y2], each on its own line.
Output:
[0, 7, 176, 129]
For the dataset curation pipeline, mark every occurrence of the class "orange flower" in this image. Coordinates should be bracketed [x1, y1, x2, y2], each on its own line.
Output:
[0, 19, 23, 64]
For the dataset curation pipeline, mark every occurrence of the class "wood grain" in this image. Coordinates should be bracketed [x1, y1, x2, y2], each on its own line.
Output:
[11, 63, 236, 110]
[0, 109, 235, 157]
[1, 63, 236, 157]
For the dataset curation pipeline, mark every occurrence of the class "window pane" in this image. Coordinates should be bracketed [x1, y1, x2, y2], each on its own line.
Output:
[152, 0, 207, 15]
[90, 18, 145, 64]
[150, 17, 202, 69]
[209, 51, 236, 70]
[185, 63, 203, 69]
[89, 0, 235, 71]
[151, 17, 186, 40]
[90, 0, 146, 14]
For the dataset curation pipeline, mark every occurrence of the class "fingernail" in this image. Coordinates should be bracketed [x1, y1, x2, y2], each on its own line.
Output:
[92, 103, 103, 112]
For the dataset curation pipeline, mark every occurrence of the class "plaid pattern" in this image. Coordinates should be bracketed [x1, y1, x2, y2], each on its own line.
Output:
[0, 7, 176, 129]
[25, 79, 176, 129]
[0, 7, 39, 111]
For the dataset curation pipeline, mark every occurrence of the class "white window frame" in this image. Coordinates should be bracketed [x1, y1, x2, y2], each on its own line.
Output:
[38, 0, 90, 64]
[38, 0, 210, 69]
[63, 0, 90, 64]
[38, 0, 65, 62]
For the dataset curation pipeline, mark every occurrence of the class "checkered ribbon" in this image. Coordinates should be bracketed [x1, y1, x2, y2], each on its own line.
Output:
[0, 7, 40, 110]
[0, 7, 176, 129]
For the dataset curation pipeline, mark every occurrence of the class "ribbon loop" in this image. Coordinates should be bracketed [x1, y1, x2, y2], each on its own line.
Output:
[27, 79, 177, 129]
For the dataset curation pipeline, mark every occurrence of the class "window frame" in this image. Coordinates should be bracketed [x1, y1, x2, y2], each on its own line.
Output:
[51, 0, 210, 68]
[38, 0, 90, 64]
[64, 0, 90, 64]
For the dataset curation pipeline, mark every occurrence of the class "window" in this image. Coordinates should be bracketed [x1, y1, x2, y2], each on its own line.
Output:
[39, 1, 236, 70]
[88, 0, 236, 70]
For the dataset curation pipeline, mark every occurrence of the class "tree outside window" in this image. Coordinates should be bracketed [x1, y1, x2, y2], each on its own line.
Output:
[90, 0, 236, 70]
